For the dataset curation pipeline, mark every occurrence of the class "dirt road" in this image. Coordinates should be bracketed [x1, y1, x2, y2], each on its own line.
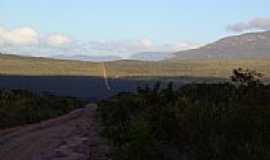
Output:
[0, 104, 110, 160]
[102, 62, 111, 91]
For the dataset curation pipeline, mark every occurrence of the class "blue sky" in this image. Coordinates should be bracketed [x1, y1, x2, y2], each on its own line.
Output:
[0, 0, 270, 58]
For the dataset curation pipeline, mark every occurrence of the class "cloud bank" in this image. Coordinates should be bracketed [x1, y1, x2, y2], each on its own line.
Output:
[0, 27, 39, 45]
[227, 17, 270, 32]
[46, 34, 72, 47]
[0, 26, 201, 59]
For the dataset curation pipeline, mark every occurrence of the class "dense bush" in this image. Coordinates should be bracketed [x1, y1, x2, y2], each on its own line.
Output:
[0, 89, 82, 129]
[98, 68, 270, 160]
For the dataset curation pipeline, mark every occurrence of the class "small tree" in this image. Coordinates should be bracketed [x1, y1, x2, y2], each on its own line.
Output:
[231, 68, 263, 87]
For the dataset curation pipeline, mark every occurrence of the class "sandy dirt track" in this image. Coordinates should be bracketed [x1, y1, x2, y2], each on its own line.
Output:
[0, 104, 110, 160]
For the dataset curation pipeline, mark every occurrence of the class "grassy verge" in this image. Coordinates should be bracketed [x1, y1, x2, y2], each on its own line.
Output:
[0, 89, 82, 129]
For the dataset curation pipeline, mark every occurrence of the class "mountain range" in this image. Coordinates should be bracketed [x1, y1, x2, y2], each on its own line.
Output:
[53, 54, 122, 62]
[59, 30, 270, 61]
[173, 30, 270, 59]
[0, 30, 270, 62]
[129, 52, 173, 61]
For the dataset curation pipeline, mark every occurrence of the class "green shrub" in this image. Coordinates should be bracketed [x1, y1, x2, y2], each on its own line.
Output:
[0, 89, 82, 129]
[98, 69, 270, 160]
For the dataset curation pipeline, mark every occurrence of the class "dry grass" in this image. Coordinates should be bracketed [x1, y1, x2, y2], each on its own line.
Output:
[106, 59, 270, 79]
[0, 56, 103, 76]
[0, 55, 269, 79]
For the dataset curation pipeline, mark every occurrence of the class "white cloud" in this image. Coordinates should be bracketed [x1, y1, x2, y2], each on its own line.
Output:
[227, 17, 270, 32]
[141, 39, 153, 48]
[171, 42, 203, 51]
[46, 34, 72, 47]
[0, 26, 201, 59]
[83, 39, 200, 54]
[83, 39, 155, 54]
[0, 27, 39, 45]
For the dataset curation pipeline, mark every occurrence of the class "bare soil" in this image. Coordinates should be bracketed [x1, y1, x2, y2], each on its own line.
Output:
[0, 104, 110, 160]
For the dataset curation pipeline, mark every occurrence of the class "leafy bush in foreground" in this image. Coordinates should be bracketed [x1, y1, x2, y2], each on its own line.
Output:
[0, 89, 82, 129]
[98, 68, 270, 160]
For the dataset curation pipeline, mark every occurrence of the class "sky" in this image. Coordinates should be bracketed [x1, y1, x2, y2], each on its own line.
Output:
[0, 0, 270, 59]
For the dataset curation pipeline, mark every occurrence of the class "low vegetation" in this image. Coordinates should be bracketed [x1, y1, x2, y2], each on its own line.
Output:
[106, 59, 270, 79]
[0, 89, 82, 129]
[1, 54, 270, 79]
[98, 68, 270, 160]
[0, 54, 102, 76]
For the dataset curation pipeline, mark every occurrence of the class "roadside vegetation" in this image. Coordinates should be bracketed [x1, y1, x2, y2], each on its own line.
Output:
[98, 68, 270, 160]
[0, 89, 82, 129]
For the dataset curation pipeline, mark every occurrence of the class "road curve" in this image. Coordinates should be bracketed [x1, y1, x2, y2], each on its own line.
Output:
[0, 104, 110, 160]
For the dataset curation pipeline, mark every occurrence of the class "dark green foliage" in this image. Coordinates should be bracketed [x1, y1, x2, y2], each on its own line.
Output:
[98, 69, 270, 160]
[0, 89, 82, 129]
[231, 68, 263, 86]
